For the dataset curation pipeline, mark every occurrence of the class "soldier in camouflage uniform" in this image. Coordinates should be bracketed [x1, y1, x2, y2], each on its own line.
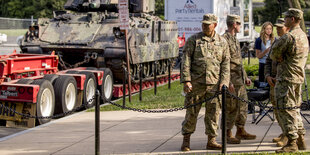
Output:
[222, 15, 256, 145]
[180, 14, 230, 151]
[265, 18, 290, 147]
[270, 8, 308, 153]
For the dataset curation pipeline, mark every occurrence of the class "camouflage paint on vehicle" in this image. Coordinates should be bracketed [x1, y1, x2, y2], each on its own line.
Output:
[21, 0, 179, 83]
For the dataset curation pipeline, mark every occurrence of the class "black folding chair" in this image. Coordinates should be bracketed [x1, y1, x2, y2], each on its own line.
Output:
[247, 81, 274, 124]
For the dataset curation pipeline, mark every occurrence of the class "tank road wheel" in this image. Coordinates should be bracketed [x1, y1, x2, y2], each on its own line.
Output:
[162, 60, 168, 74]
[130, 64, 138, 80]
[16, 79, 34, 84]
[79, 71, 97, 108]
[53, 76, 78, 114]
[143, 63, 150, 78]
[99, 68, 114, 103]
[43, 74, 59, 85]
[31, 79, 55, 125]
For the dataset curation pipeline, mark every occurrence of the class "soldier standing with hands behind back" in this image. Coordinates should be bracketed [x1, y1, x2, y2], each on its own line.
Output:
[222, 14, 256, 145]
[270, 8, 308, 153]
[180, 13, 230, 151]
[265, 18, 290, 147]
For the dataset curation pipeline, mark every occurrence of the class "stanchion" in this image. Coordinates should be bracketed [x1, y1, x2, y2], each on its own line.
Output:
[221, 85, 227, 154]
[168, 60, 171, 89]
[123, 68, 126, 108]
[139, 64, 143, 101]
[95, 90, 100, 155]
[154, 62, 157, 95]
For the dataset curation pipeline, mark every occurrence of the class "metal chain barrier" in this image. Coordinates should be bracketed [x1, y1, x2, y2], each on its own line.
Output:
[225, 91, 301, 110]
[107, 91, 221, 113]
[0, 95, 96, 119]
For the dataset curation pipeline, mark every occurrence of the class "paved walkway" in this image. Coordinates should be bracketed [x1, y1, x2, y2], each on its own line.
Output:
[0, 107, 309, 155]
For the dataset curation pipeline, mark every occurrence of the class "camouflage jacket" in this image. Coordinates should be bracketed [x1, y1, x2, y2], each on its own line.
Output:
[265, 41, 278, 79]
[223, 31, 247, 86]
[270, 26, 309, 84]
[181, 32, 230, 86]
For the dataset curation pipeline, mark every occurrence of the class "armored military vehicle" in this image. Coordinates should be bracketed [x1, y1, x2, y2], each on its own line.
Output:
[20, 0, 179, 100]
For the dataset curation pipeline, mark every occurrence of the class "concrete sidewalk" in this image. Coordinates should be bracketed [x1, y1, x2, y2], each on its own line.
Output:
[0, 108, 309, 155]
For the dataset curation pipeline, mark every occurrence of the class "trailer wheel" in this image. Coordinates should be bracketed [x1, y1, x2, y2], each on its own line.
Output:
[31, 79, 55, 125]
[99, 68, 113, 103]
[16, 79, 34, 84]
[79, 71, 97, 108]
[53, 75, 78, 114]
[43, 74, 59, 85]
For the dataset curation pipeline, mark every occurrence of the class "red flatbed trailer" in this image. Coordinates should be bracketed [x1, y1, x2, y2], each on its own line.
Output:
[0, 51, 180, 128]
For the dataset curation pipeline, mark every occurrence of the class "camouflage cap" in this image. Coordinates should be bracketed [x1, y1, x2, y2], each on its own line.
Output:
[226, 14, 241, 23]
[284, 8, 303, 20]
[274, 18, 285, 27]
[201, 14, 218, 24]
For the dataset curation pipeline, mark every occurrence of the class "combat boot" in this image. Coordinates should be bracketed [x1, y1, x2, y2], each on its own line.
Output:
[297, 134, 307, 150]
[181, 134, 191, 151]
[235, 127, 256, 140]
[276, 135, 288, 147]
[272, 133, 283, 142]
[206, 136, 222, 150]
[227, 129, 241, 144]
[276, 139, 298, 153]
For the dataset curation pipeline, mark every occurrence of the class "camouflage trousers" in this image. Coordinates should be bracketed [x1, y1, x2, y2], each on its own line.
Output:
[270, 85, 284, 133]
[182, 83, 221, 137]
[225, 85, 248, 129]
[275, 81, 306, 140]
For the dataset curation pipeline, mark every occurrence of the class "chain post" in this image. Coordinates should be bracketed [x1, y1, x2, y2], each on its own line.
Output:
[95, 90, 100, 155]
[139, 64, 143, 101]
[123, 67, 126, 108]
[221, 85, 227, 155]
[154, 61, 157, 95]
[168, 60, 171, 89]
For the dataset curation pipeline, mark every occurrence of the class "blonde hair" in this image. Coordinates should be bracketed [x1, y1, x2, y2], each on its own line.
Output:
[260, 22, 275, 45]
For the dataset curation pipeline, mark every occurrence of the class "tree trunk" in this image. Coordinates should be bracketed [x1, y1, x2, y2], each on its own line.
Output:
[288, 0, 306, 32]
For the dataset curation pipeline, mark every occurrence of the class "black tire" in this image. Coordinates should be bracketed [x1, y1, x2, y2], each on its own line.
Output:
[43, 74, 59, 85]
[79, 71, 97, 108]
[16, 79, 34, 84]
[31, 79, 55, 125]
[98, 68, 114, 103]
[53, 75, 78, 114]
[66, 70, 80, 74]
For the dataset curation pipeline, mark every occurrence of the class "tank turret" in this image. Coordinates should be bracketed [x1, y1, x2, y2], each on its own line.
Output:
[21, 0, 179, 85]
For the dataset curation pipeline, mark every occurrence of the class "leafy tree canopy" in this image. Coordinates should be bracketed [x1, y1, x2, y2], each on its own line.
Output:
[0, 0, 165, 19]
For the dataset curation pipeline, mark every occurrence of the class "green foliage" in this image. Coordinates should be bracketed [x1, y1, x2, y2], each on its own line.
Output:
[155, 0, 164, 20]
[244, 63, 259, 76]
[243, 58, 259, 76]
[0, 0, 66, 18]
[304, 9, 310, 21]
[256, 0, 310, 25]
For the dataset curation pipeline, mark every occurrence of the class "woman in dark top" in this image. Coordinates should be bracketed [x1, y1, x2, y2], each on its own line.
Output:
[255, 22, 275, 82]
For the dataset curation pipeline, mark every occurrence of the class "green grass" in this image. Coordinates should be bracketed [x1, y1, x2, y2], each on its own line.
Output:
[98, 81, 184, 111]
[307, 55, 310, 65]
[0, 29, 27, 37]
[243, 57, 259, 65]
[302, 70, 310, 101]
